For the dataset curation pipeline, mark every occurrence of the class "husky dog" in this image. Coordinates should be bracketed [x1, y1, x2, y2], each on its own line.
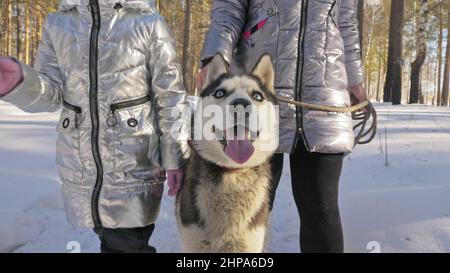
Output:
[176, 54, 279, 253]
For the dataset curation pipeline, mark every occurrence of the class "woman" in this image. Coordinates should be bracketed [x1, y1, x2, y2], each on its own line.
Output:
[198, 0, 367, 253]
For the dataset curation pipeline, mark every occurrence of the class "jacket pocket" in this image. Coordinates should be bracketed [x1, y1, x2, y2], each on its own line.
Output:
[56, 101, 84, 184]
[244, 0, 278, 44]
[107, 96, 163, 184]
[237, 0, 279, 73]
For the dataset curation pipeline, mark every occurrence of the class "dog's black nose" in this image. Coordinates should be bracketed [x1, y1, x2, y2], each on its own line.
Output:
[230, 98, 251, 110]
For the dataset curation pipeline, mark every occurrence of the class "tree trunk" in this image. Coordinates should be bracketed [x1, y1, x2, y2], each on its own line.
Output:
[16, 0, 22, 60]
[436, 3, 444, 106]
[362, 4, 377, 67]
[425, 62, 431, 104]
[367, 55, 373, 98]
[441, 0, 450, 106]
[182, 0, 192, 94]
[0, 1, 5, 55]
[376, 34, 384, 102]
[409, 0, 428, 104]
[32, 10, 43, 66]
[25, 0, 30, 65]
[0, 0, 8, 55]
[7, 0, 12, 56]
[383, 0, 405, 105]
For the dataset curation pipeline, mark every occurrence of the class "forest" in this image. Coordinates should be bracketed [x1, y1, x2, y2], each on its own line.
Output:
[0, 0, 449, 104]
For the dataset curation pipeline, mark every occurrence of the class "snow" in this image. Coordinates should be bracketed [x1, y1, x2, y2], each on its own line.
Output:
[0, 101, 449, 253]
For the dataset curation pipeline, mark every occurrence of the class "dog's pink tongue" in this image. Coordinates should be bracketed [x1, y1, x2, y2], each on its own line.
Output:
[224, 139, 255, 164]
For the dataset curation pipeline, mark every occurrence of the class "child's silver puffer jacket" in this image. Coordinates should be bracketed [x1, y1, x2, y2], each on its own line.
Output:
[2, 0, 190, 228]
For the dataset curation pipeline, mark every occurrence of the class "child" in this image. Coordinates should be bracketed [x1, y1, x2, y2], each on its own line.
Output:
[0, 0, 189, 253]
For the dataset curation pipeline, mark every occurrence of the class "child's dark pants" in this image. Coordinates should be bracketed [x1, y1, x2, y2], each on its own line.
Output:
[94, 224, 156, 253]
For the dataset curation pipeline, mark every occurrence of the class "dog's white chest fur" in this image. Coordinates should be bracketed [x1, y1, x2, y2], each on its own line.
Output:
[177, 168, 270, 253]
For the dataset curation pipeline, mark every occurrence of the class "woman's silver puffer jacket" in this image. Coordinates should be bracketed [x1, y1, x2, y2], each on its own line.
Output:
[202, 0, 364, 154]
[1, 0, 190, 228]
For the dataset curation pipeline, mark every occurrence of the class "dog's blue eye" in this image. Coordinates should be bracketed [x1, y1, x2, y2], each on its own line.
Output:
[252, 91, 264, 102]
[213, 89, 226, 99]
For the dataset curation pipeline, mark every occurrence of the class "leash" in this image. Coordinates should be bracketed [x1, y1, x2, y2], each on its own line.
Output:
[275, 96, 378, 146]
[275, 96, 369, 113]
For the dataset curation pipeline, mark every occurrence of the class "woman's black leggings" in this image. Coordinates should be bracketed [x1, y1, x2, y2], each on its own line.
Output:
[269, 141, 345, 253]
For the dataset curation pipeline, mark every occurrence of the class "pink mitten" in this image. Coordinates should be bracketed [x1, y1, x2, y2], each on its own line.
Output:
[166, 169, 183, 197]
[0, 57, 23, 96]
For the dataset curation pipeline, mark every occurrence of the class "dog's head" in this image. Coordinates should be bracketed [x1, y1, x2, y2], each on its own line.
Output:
[192, 54, 279, 169]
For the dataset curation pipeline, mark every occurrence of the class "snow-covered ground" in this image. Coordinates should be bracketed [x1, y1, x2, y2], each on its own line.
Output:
[0, 101, 449, 253]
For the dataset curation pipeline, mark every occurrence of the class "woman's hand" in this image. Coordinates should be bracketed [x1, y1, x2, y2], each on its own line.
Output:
[196, 57, 213, 92]
[348, 84, 367, 104]
[0, 57, 23, 96]
[196, 66, 208, 92]
[167, 169, 183, 197]
[348, 84, 368, 112]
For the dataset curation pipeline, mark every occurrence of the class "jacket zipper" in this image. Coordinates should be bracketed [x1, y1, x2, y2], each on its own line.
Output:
[110, 95, 151, 112]
[293, 0, 311, 152]
[63, 100, 82, 113]
[88, 0, 103, 228]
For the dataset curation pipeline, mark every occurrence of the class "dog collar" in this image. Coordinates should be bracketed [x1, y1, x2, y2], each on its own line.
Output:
[220, 167, 242, 173]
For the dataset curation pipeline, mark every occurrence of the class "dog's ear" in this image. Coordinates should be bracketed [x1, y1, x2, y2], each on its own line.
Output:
[251, 54, 275, 93]
[204, 54, 229, 88]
